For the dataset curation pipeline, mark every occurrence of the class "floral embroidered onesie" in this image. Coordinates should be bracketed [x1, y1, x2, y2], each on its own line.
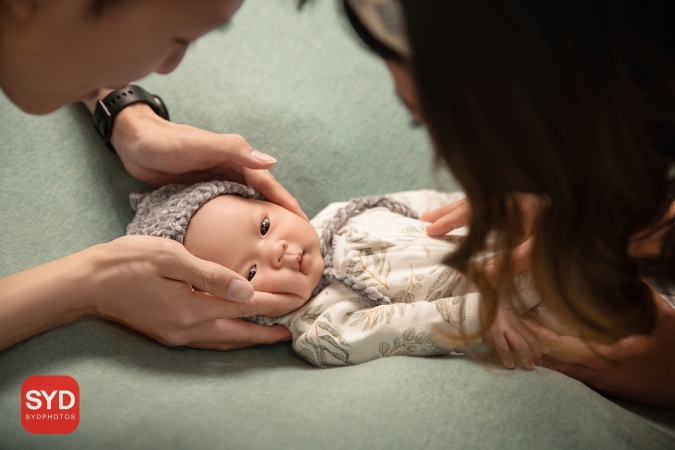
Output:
[274, 190, 545, 367]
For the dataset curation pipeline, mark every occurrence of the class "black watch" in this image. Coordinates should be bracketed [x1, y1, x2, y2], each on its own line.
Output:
[92, 85, 170, 152]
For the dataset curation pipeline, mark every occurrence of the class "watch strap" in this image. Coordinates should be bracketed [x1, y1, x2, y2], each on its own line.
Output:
[92, 85, 170, 151]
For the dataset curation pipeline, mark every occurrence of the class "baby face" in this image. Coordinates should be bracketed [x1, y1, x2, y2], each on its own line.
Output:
[184, 195, 323, 300]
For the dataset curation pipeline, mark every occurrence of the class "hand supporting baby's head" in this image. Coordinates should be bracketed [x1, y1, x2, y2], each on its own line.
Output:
[127, 181, 324, 301]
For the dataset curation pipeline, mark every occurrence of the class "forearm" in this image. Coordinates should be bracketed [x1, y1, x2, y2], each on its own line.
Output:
[0, 247, 98, 350]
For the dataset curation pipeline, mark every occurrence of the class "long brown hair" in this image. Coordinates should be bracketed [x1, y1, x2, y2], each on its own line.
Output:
[345, 0, 675, 340]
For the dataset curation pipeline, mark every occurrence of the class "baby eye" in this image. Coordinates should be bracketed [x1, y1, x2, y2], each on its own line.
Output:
[247, 266, 257, 281]
[261, 218, 270, 236]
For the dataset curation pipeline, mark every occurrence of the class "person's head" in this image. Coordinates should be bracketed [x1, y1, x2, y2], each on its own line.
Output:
[0, 0, 244, 114]
[343, 0, 675, 341]
[127, 181, 324, 300]
[183, 195, 323, 300]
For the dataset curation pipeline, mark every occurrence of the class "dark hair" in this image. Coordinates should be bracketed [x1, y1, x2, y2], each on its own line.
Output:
[344, 0, 675, 340]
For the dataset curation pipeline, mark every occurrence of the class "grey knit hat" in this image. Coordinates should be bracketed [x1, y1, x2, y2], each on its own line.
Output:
[126, 180, 264, 243]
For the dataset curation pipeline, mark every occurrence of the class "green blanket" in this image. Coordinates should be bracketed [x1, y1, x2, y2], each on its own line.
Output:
[1, 1, 673, 448]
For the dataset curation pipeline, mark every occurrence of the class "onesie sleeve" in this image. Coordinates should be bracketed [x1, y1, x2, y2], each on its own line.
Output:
[286, 284, 483, 368]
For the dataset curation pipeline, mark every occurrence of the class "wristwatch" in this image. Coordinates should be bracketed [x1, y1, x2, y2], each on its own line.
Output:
[92, 85, 170, 152]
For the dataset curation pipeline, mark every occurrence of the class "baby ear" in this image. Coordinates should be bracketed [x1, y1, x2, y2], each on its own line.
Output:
[4, 0, 39, 19]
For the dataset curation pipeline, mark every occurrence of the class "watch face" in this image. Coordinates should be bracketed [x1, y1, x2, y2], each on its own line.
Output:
[93, 100, 112, 140]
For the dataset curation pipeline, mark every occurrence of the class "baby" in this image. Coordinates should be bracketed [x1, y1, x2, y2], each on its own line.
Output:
[128, 181, 567, 368]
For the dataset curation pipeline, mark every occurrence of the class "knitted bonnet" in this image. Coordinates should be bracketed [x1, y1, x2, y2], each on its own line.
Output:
[126, 180, 264, 243]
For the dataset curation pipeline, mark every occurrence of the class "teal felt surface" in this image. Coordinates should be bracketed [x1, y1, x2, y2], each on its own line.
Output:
[0, 1, 673, 448]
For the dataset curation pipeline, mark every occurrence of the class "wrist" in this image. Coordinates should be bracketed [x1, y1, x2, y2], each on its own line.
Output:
[63, 246, 102, 318]
[109, 102, 163, 157]
[84, 240, 127, 318]
[89, 85, 169, 154]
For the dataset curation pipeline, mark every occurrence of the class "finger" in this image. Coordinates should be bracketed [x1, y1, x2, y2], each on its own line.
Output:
[184, 290, 305, 322]
[196, 133, 278, 170]
[491, 334, 516, 369]
[184, 319, 292, 350]
[522, 319, 551, 354]
[425, 203, 472, 236]
[504, 331, 535, 370]
[163, 244, 254, 302]
[244, 168, 308, 220]
[246, 291, 307, 317]
[420, 198, 468, 222]
[513, 321, 543, 366]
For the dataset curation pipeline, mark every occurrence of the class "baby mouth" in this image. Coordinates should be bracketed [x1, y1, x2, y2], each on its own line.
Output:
[298, 251, 308, 274]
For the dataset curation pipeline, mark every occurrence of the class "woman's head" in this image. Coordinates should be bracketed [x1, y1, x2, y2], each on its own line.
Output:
[345, 0, 675, 340]
[0, 0, 243, 114]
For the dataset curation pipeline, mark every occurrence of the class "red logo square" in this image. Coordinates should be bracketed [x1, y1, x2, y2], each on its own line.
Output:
[21, 375, 80, 434]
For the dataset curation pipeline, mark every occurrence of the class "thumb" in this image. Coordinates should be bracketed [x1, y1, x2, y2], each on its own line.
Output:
[188, 130, 278, 170]
[219, 134, 278, 169]
[166, 247, 254, 302]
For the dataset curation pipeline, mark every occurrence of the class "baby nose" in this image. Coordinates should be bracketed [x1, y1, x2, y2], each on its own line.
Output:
[271, 240, 288, 268]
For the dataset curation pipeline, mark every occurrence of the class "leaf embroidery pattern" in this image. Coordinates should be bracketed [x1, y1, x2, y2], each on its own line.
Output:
[434, 296, 468, 333]
[393, 263, 424, 303]
[347, 303, 408, 331]
[300, 305, 324, 324]
[424, 267, 457, 302]
[343, 233, 396, 290]
[370, 327, 445, 360]
[400, 224, 427, 238]
[297, 319, 354, 367]
[344, 227, 369, 244]
[441, 276, 463, 299]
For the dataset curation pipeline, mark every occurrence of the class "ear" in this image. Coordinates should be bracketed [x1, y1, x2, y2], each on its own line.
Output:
[3, 0, 38, 19]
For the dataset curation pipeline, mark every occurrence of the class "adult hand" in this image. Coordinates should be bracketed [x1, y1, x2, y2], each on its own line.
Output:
[90, 100, 306, 219]
[482, 306, 546, 370]
[421, 197, 471, 236]
[526, 291, 675, 408]
[422, 194, 543, 280]
[91, 235, 306, 350]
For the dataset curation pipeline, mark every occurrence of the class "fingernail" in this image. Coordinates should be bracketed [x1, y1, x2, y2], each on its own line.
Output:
[288, 299, 305, 311]
[228, 279, 253, 302]
[250, 150, 277, 164]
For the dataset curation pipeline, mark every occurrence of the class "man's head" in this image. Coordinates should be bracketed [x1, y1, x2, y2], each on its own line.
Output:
[184, 195, 323, 300]
[0, 0, 244, 113]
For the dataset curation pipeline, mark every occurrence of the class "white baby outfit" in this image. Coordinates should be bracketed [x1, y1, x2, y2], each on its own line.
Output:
[276, 190, 543, 367]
